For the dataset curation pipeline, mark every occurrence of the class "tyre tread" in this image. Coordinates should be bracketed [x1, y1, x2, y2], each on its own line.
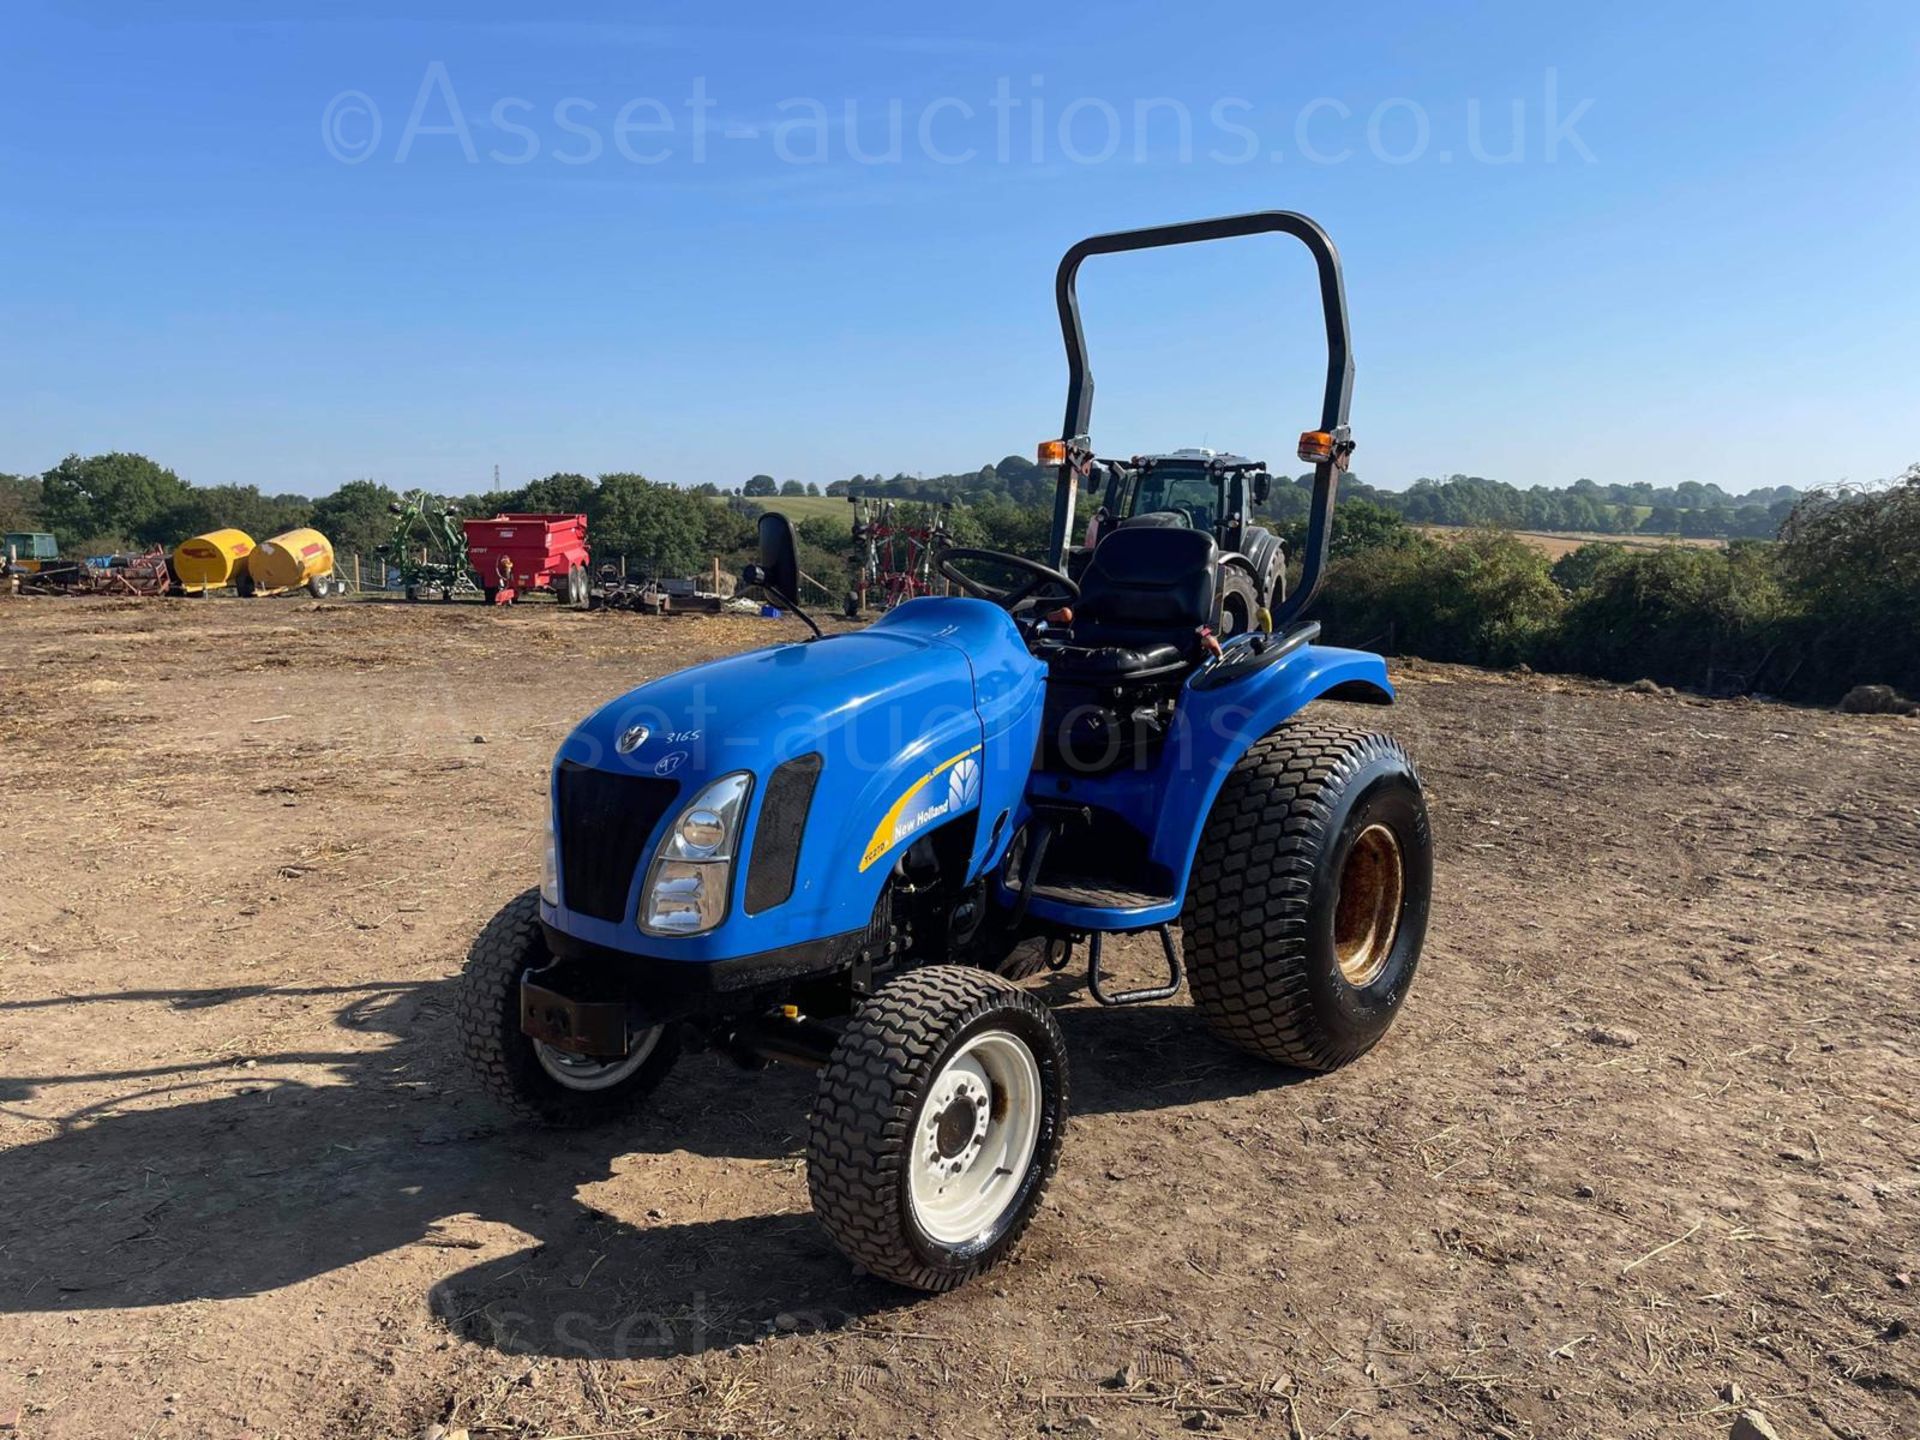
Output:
[807, 965, 1067, 1291]
[1180, 723, 1421, 1070]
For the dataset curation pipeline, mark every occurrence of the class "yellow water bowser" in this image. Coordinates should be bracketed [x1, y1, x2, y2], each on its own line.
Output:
[171, 528, 256, 592]
[245, 527, 336, 593]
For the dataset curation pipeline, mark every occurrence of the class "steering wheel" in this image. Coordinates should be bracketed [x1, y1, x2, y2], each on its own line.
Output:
[937, 547, 1080, 610]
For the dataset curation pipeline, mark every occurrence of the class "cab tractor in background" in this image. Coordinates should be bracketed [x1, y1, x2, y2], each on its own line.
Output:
[456, 211, 1429, 1293]
[1072, 447, 1288, 636]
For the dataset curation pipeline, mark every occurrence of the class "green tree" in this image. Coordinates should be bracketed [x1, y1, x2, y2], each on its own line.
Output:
[0, 474, 43, 533]
[517, 472, 595, 514]
[1549, 541, 1627, 594]
[157, 484, 312, 544]
[797, 515, 855, 557]
[1556, 542, 1786, 686]
[1317, 530, 1562, 666]
[311, 479, 402, 556]
[38, 452, 190, 548]
[589, 472, 707, 575]
[1775, 464, 1920, 697]
[1279, 497, 1417, 560]
[744, 474, 777, 497]
[780, 479, 806, 497]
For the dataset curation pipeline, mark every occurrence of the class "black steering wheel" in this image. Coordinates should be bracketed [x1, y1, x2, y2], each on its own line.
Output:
[937, 547, 1080, 610]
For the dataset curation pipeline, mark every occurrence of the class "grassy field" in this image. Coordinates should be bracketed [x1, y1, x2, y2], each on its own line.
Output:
[717, 493, 851, 524]
[1418, 524, 1729, 560]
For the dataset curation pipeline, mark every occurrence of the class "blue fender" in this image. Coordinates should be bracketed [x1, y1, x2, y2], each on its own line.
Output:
[1008, 642, 1394, 930]
[541, 597, 1043, 963]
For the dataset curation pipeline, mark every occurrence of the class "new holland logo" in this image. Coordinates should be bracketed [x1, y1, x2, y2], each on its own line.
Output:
[859, 745, 984, 872]
[947, 755, 980, 810]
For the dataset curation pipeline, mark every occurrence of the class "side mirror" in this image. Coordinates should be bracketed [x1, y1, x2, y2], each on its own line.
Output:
[1252, 472, 1271, 505]
[755, 511, 801, 602]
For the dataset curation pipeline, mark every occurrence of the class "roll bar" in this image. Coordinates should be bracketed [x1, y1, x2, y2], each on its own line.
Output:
[1049, 210, 1354, 627]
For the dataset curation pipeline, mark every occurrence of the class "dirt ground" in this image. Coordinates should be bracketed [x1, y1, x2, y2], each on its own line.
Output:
[1, 596, 1914, 1440]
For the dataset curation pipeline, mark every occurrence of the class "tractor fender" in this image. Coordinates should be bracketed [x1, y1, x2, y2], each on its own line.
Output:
[1151, 643, 1393, 898]
[1019, 644, 1393, 925]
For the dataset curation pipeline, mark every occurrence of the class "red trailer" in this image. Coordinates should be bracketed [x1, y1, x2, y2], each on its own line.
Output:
[462, 513, 591, 606]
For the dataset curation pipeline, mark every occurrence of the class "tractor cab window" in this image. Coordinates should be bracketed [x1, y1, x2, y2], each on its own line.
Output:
[1129, 468, 1219, 533]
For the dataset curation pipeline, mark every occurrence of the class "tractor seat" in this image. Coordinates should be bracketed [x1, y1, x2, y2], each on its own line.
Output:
[1044, 526, 1219, 682]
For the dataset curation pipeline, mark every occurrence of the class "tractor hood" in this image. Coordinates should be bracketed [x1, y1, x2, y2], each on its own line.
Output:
[545, 598, 1046, 963]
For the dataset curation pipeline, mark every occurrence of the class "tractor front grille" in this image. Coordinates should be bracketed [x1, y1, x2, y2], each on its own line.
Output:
[556, 761, 680, 923]
[746, 753, 822, 914]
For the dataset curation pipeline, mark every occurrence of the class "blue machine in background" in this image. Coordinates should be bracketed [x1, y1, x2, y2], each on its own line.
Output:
[458, 211, 1433, 1293]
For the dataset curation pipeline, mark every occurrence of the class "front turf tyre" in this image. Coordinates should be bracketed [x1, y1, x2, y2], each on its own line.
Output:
[1182, 725, 1432, 1071]
[456, 888, 678, 1127]
[808, 966, 1069, 1291]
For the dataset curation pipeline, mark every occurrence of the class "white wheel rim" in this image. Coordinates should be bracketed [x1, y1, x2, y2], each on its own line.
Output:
[534, 1024, 663, 1092]
[908, 1029, 1042, 1246]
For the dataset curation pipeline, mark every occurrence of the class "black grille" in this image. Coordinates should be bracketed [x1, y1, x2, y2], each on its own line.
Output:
[745, 753, 822, 914]
[556, 761, 680, 922]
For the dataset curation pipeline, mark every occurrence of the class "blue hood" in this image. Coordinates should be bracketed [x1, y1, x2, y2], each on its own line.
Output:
[546, 598, 1045, 962]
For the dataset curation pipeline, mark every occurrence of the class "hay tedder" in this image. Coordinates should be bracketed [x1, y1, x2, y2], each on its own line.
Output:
[380, 491, 474, 601]
[458, 211, 1431, 1292]
[844, 495, 953, 617]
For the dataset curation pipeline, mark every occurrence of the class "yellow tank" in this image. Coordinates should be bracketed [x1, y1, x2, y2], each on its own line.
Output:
[172, 529, 256, 591]
[246, 527, 335, 592]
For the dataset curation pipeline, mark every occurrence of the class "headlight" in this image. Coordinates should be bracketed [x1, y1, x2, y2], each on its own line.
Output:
[641, 772, 752, 936]
[540, 793, 560, 906]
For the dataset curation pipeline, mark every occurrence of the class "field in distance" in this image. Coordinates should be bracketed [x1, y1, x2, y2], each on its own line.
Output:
[1418, 524, 1728, 560]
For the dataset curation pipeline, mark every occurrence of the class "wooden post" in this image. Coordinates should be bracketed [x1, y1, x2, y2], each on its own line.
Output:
[712, 555, 721, 594]
[352, 552, 361, 591]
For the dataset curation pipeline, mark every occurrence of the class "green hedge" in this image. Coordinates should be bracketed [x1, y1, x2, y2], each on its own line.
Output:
[1311, 468, 1919, 703]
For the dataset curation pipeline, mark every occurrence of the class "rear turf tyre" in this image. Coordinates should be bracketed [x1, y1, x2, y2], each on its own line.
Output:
[456, 888, 678, 1127]
[808, 965, 1069, 1291]
[1182, 724, 1431, 1070]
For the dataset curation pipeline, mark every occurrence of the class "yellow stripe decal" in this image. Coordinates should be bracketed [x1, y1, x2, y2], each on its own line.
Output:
[859, 744, 983, 873]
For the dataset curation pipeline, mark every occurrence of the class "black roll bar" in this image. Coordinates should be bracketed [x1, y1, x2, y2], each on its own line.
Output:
[1049, 210, 1354, 626]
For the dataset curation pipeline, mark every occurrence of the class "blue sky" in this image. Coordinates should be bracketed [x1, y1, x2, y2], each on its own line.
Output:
[2, 1, 1916, 497]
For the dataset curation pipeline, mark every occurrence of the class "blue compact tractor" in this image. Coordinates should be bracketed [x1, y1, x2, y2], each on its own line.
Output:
[459, 212, 1432, 1291]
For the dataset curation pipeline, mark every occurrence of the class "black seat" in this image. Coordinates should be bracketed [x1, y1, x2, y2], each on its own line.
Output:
[1046, 526, 1219, 681]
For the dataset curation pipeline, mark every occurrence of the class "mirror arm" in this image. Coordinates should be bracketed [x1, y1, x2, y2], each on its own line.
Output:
[768, 584, 823, 640]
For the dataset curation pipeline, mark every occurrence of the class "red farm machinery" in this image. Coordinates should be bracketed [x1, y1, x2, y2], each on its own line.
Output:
[462, 513, 592, 607]
[844, 495, 954, 617]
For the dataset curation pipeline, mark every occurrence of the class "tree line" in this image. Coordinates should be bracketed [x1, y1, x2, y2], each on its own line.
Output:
[5, 449, 1910, 701]
[834, 457, 1803, 540]
[0, 455, 748, 580]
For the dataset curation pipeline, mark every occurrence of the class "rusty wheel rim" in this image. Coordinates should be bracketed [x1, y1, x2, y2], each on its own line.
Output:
[1333, 823, 1404, 987]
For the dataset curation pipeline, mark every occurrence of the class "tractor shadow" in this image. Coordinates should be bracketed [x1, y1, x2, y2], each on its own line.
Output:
[0, 965, 1301, 1359]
